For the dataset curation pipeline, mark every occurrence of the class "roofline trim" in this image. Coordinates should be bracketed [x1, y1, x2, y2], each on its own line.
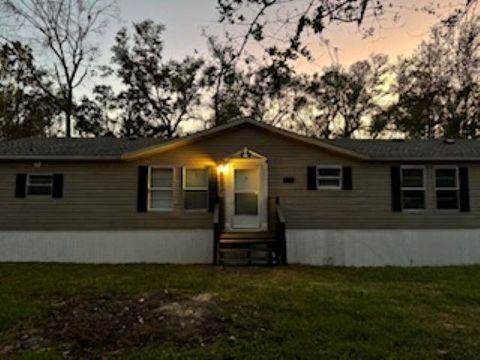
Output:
[121, 118, 370, 161]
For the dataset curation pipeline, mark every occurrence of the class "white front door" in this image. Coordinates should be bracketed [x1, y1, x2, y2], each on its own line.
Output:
[224, 159, 268, 231]
[233, 167, 260, 229]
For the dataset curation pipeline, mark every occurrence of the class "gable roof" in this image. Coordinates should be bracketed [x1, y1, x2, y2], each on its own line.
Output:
[121, 118, 368, 160]
[0, 118, 480, 161]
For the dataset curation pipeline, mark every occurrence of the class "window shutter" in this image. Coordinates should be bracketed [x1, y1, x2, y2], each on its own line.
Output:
[15, 174, 27, 198]
[208, 166, 218, 212]
[459, 167, 470, 212]
[391, 166, 402, 212]
[52, 174, 64, 198]
[307, 166, 317, 190]
[342, 167, 353, 190]
[137, 166, 149, 212]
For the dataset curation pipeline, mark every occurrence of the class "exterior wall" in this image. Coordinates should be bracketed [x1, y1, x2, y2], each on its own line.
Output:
[0, 230, 212, 263]
[288, 229, 480, 266]
[0, 123, 479, 231]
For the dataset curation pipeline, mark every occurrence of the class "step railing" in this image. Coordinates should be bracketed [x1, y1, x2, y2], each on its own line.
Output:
[213, 202, 220, 265]
[213, 197, 224, 265]
[275, 198, 287, 265]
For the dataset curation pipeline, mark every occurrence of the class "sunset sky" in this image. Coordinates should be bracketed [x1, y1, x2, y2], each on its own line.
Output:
[84, 0, 474, 133]
[96, 0, 469, 74]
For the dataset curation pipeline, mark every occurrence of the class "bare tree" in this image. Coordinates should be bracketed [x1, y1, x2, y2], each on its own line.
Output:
[0, 0, 118, 137]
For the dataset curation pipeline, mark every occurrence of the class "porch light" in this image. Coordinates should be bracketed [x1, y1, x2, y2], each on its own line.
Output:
[217, 163, 230, 174]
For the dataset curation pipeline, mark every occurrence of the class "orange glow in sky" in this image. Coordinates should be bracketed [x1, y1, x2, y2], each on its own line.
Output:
[98, 0, 470, 73]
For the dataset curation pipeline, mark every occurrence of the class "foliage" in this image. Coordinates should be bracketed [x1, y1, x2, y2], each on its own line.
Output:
[298, 54, 390, 138]
[76, 85, 117, 137]
[109, 20, 206, 138]
[0, 2, 479, 140]
[0, 42, 57, 140]
[202, 37, 243, 126]
[202, 36, 302, 130]
[373, 16, 480, 139]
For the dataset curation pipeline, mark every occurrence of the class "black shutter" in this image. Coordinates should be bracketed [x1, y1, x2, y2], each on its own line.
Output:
[391, 166, 402, 212]
[343, 167, 353, 190]
[137, 166, 149, 212]
[208, 166, 218, 212]
[307, 166, 317, 190]
[52, 174, 64, 198]
[459, 167, 470, 212]
[15, 173, 27, 198]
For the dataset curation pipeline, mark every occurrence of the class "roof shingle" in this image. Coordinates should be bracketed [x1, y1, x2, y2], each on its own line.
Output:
[329, 139, 480, 160]
[1, 125, 480, 161]
[0, 136, 165, 158]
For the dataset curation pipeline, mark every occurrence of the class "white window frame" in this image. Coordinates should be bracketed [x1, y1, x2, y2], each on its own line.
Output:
[400, 165, 426, 211]
[148, 167, 174, 212]
[182, 167, 209, 211]
[434, 166, 460, 211]
[316, 165, 343, 190]
[26, 173, 53, 197]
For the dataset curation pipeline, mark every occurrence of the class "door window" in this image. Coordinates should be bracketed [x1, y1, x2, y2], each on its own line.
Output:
[234, 169, 258, 216]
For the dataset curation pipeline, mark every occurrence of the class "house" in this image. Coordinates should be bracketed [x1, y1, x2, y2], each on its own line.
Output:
[1, 117, 480, 266]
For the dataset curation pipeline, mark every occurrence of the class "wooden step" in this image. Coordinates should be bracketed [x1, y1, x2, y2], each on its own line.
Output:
[219, 248, 276, 266]
[220, 232, 274, 239]
[219, 248, 271, 254]
[216, 232, 280, 266]
[220, 238, 275, 244]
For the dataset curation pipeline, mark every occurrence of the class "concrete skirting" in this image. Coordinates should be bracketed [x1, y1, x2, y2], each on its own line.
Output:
[287, 229, 480, 267]
[0, 230, 213, 264]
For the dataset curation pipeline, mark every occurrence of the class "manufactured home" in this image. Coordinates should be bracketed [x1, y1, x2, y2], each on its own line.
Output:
[1, 118, 480, 266]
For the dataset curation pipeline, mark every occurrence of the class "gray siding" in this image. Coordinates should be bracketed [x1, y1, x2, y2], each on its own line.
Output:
[0, 123, 479, 230]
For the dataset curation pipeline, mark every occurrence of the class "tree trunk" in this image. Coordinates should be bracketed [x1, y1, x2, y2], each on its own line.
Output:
[65, 111, 71, 138]
[65, 88, 73, 138]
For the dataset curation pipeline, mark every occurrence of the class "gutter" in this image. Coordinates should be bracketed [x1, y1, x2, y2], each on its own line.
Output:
[370, 157, 480, 162]
[0, 155, 122, 161]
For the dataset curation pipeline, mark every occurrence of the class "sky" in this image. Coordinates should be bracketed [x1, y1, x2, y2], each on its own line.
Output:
[83, 0, 470, 133]
[94, 0, 468, 75]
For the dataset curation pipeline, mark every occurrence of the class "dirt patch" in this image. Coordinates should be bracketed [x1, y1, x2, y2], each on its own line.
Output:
[14, 291, 235, 359]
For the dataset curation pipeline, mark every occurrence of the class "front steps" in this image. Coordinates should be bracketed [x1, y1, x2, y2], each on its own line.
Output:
[217, 232, 280, 266]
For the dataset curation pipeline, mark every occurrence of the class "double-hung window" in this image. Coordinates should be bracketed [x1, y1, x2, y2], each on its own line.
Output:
[27, 174, 53, 196]
[183, 168, 208, 210]
[316, 166, 342, 189]
[435, 167, 459, 210]
[400, 166, 425, 210]
[148, 168, 173, 211]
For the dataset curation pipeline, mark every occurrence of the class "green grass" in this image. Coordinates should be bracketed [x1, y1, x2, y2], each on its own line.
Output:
[1, 264, 480, 359]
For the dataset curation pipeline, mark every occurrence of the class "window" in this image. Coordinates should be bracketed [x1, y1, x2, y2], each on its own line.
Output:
[400, 166, 425, 210]
[27, 174, 53, 196]
[148, 168, 173, 211]
[435, 167, 459, 210]
[183, 168, 208, 210]
[317, 166, 342, 189]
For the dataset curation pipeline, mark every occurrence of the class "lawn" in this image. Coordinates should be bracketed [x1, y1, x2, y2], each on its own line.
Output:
[1, 264, 480, 359]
